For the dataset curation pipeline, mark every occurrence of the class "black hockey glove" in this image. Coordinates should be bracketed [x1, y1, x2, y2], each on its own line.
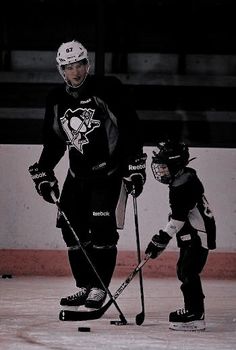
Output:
[123, 153, 147, 197]
[145, 230, 172, 259]
[28, 162, 60, 204]
[123, 174, 144, 197]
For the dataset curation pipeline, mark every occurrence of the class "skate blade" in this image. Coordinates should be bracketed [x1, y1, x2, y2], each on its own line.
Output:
[169, 320, 206, 331]
[60, 305, 81, 311]
[78, 305, 97, 312]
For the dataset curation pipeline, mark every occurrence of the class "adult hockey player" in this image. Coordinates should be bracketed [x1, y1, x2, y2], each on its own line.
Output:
[29, 40, 147, 309]
[145, 140, 216, 331]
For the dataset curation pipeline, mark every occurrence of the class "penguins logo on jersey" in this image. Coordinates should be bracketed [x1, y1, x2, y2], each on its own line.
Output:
[60, 107, 100, 153]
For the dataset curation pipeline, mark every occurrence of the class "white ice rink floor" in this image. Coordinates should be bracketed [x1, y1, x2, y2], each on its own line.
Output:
[0, 276, 236, 350]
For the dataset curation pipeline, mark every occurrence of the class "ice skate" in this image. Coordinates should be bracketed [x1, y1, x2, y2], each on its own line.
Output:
[169, 308, 206, 331]
[85, 287, 107, 309]
[60, 287, 88, 306]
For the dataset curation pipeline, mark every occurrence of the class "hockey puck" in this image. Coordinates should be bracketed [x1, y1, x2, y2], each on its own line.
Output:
[110, 320, 126, 326]
[78, 327, 91, 332]
[1, 274, 12, 279]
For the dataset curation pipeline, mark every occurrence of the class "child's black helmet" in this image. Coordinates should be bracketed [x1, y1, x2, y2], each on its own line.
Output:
[151, 140, 190, 183]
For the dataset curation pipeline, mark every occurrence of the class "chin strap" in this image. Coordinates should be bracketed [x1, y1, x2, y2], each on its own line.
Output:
[65, 76, 88, 96]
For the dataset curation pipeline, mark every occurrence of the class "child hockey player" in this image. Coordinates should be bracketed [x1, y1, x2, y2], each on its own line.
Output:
[145, 140, 216, 331]
[29, 39, 146, 310]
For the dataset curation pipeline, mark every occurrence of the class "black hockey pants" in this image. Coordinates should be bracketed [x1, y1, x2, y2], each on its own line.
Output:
[57, 171, 127, 288]
[177, 243, 209, 314]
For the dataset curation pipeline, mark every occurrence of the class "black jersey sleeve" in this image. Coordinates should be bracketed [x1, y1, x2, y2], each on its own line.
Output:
[99, 76, 143, 160]
[38, 88, 67, 170]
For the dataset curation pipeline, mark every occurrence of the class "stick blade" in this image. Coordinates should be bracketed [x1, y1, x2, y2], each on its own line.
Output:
[59, 309, 102, 321]
[135, 312, 145, 326]
[59, 300, 112, 321]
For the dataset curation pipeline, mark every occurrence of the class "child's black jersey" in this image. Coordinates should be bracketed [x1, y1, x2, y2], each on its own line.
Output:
[169, 167, 216, 250]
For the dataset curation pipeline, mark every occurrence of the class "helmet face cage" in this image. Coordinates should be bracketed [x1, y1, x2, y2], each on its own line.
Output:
[56, 40, 89, 86]
[151, 159, 172, 184]
[151, 141, 189, 184]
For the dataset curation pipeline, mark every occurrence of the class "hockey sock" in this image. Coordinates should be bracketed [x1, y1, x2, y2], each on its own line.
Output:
[88, 245, 117, 288]
[68, 246, 94, 288]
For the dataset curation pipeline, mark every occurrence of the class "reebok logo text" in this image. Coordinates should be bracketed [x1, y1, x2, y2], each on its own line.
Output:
[93, 211, 110, 217]
[128, 164, 145, 171]
[32, 172, 46, 179]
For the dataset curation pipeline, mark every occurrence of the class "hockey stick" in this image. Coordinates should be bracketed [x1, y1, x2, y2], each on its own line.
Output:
[132, 193, 145, 325]
[59, 253, 151, 321]
[51, 194, 127, 325]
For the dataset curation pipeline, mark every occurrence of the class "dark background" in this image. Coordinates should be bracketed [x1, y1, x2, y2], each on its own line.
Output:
[1, 0, 236, 147]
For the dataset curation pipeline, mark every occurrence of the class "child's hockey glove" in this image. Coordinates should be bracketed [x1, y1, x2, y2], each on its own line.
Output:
[123, 153, 147, 197]
[145, 230, 172, 259]
[28, 162, 60, 204]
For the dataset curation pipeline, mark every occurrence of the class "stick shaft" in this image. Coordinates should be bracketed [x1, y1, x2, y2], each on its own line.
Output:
[132, 195, 145, 325]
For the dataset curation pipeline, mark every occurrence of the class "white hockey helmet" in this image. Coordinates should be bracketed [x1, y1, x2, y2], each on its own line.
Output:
[56, 40, 89, 85]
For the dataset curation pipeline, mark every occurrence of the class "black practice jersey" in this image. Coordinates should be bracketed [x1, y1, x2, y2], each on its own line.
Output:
[169, 167, 216, 250]
[38, 75, 143, 178]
